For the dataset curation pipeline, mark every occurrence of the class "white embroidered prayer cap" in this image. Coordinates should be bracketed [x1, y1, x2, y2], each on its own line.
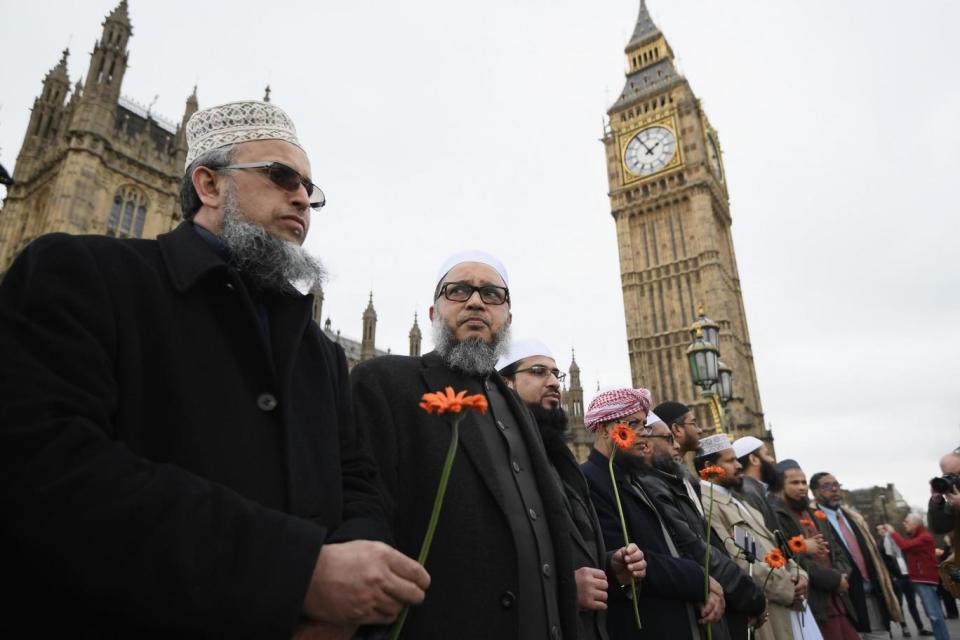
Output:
[496, 338, 554, 372]
[184, 100, 304, 169]
[732, 436, 765, 460]
[435, 250, 509, 288]
[697, 434, 733, 458]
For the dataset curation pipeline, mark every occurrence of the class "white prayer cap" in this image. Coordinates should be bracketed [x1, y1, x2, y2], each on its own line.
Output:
[496, 338, 554, 372]
[185, 100, 303, 169]
[436, 250, 509, 288]
[644, 411, 662, 427]
[732, 436, 765, 460]
[697, 434, 733, 458]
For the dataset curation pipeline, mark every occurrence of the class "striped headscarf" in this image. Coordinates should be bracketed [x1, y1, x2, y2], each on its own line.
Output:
[584, 387, 652, 432]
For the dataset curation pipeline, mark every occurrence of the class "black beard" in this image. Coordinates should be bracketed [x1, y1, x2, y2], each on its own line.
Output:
[786, 495, 810, 512]
[651, 450, 682, 476]
[528, 405, 569, 440]
[721, 475, 744, 490]
[613, 450, 649, 476]
[760, 459, 779, 486]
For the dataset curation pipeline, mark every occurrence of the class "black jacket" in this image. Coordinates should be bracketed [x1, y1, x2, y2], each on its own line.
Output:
[540, 422, 610, 640]
[637, 471, 766, 639]
[0, 224, 389, 637]
[737, 476, 778, 533]
[770, 497, 856, 625]
[582, 449, 704, 640]
[351, 352, 578, 640]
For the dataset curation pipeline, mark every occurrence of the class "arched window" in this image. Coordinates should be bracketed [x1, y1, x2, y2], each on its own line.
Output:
[107, 187, 148, 238]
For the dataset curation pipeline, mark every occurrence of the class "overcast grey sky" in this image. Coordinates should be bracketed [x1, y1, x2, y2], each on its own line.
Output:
[2, 1, 958, 509]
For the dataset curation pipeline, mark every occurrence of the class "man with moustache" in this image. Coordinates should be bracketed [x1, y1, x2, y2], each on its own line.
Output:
[351, 253, 577, 640]
[635, 414, 766, 639]
[580, 388, 724, 639]
[696, 435, 807, 640]
[732, 436, 781, 532]
[497, 339, 646, 640]
[811, 472, 902, 637]
[770, 461, 859, 640]
[655, 401, 707, 519]
[0, 100, 428, 638]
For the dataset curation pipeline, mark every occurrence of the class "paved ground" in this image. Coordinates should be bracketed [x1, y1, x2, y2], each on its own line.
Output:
[886, 593, 960, 638]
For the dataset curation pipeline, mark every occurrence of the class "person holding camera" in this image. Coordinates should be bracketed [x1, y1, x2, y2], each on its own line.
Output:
[928, 448, 960, 536]
[878, 516, 950, 640]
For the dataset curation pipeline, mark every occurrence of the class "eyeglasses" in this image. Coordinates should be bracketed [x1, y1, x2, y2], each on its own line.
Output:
[514, 365, 566, 382]
[436, 282, 510, 305]
[819, 482, 843, 491]
[219, 161, 326, 210]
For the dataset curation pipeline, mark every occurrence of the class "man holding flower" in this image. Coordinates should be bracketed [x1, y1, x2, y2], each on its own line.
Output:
[351, 252, 577, 639]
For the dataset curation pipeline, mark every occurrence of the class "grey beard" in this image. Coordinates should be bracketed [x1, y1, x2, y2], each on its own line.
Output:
[431, 314, 511, 377]
[218, 185, 326, 294]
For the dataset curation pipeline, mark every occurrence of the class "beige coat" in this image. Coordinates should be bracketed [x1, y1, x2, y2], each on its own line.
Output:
[702, 481, 808, 640]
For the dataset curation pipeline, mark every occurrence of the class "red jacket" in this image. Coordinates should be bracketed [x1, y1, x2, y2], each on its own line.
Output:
[891, 526, 940, 584]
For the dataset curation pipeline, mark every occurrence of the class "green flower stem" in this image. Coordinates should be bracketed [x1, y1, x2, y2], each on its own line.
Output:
[704, 482, 714, 640]
[388, 414, 462, 640]
[608, 447, 642, 631]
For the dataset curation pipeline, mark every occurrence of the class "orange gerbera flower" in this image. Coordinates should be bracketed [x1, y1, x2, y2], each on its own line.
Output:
[799, 518, 814, 528]
[764, 548, 786, 569]
[698, 465, 727, 482]
[610, 423, 636, 450]
[788, 535, 807, 554]
[419, 387, 488, 416]
[813, 510, 827, 521]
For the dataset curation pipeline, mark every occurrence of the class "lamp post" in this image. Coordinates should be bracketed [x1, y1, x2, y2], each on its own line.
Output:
[686, 306, 732, 435]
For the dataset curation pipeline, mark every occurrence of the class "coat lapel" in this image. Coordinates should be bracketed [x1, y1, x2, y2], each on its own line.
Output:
[419, 354, 507, 513]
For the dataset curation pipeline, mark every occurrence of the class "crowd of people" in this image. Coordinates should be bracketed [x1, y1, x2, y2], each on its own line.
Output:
[0, 99, 957, 640]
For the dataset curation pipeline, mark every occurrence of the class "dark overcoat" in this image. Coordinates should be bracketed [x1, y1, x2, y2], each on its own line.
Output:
[350, 352, 579, 640]
[540, 424, 609, 640]
[770, 497, 856, 625]
[0, 224, 388, 637]
[582, 449, 705, 640]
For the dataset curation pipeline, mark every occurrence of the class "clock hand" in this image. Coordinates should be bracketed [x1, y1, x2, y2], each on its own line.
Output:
[638, 139, 654, 154]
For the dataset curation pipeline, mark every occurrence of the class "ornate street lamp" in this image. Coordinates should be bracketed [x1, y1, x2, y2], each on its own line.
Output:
[687, 306, 729, 435]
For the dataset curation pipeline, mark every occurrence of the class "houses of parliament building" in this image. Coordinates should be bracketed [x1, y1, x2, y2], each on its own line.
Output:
[0, 1, 768, 461]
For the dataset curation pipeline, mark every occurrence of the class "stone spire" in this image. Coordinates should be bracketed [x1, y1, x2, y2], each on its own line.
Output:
[562, 347, 590, 462]
[15, 48, 73, 181]
[82, 0, 132, 105]
[360, 292, 378, 361]
[626, 0, 661, 51]
[408, 312, 422, 357]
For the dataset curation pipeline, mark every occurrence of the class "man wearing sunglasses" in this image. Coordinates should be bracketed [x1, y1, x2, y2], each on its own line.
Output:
[0, 100, 428, 638]
[351, 252, 581, 640]
[497, 339, 647, 640]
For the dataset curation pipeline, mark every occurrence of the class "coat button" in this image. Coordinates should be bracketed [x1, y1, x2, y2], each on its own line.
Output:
[225, 282, 235, 290]
[499, 591, 516, 609]
[512, 461, 521, 473]
[528, 507, 538, 521]
[257, 392, 278, 411]
[542, 563, 552, 578]
[550, 625, 560, 640]
[496, 420, 506, 431]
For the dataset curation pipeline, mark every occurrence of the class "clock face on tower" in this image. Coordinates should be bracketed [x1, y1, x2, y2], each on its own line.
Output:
[624, 126, 677, 177]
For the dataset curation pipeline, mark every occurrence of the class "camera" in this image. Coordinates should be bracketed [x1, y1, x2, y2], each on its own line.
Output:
[930, 474, 960, 494]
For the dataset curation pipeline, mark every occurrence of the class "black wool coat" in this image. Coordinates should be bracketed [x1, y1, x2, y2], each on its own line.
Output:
[582, 449, 705, 640]
[350, 352, 579, 640]
[0, 223, 389, 638]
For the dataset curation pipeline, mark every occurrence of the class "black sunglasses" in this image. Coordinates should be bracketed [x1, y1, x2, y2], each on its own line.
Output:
[220, 161, 326, 210]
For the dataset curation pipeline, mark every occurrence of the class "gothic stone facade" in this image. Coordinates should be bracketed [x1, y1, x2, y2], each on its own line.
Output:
[0, 1, 195, 277]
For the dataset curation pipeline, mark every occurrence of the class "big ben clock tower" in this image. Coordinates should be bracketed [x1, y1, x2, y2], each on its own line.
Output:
[603, 1, 770, 442]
